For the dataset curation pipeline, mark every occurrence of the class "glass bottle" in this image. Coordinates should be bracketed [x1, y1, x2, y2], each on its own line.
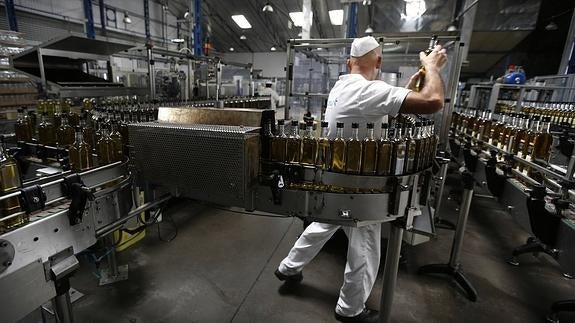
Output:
[345, 123, 362, 175]
[301, 121, 318, 166]
[413, 122, 425, 172]
[286, 120, 302, 163]
[391, 126, 407, 175]
[404, 125, 417, 173]
[271, 120, 288, 162]
[522, 116, 541, 161]
[500, 113, 516, 151]
[0, 147, 24, 233]
[69, 127, 92, 171]
[53, 100, 62, 128]
[316, 121, 331, 169]
[330, 122, 346, 173]
[97, 126, 116, 165]
[81, 113, 96, 150]
[376, 123, 393, 176]
[489, 112, 506, 146]
[532, 116, 553, 162]
[511, 115, 528, 155]
[56, 114, 75, 147]
[415, 35, 438, 92]
[38, 112, 56, 146]
[22, 107, 35, 136]
[481, 112, 493, 141]
[110, 121, 123, 161]
[14, 108, 32, 142]
[261, 120, 274, 161]
[361, 122, 378, 175]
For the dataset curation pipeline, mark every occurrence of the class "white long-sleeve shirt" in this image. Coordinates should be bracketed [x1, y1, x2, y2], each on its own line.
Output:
[261, 87, 280, 110]
[324, 74, 411, 138]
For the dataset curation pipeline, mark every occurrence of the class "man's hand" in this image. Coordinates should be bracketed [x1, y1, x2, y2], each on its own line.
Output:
[420, 45, 448, 72]
[405, 70, 421, 90]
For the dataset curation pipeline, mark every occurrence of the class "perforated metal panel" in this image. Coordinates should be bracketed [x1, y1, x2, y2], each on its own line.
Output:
[129, 122, 260, 208]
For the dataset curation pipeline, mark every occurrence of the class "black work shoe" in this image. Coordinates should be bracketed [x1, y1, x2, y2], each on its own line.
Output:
[274, 269, 303, 284]
[335, 308, 379, 323]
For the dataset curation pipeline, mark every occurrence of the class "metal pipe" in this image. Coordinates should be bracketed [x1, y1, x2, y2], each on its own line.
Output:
[284, 43, 294, 120]
[52, 292, 74, 323]
[379, 223, 404, 323]
[449, 185, 473, 267]
[143, 0, 151, 44]
[98, 0, 106, 35]
[96, 194, 172, 238]
[439, 41, 464, 150]
[434, 161, 449, 215]
[5, 0, 18, 32]
[82, 0, 95, 39]
[147, 47, 155, 99]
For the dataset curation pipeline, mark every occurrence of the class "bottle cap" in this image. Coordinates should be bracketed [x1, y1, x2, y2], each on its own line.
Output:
[321, 121, 328, 127]
[542, 116, 551, 122]
[351, 122, 359, 129]
[277, 119, 284, 126]
[291, 120, 298, 126]
[532, 115, 540, 121]
[336, 122, 344, 128]
[366, 122, 374, 129]
[381, 123, 389, 129]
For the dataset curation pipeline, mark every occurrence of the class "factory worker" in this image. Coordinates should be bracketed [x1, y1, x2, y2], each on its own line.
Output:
[261, 81, 280, 110]
[275, 36, 447, 323]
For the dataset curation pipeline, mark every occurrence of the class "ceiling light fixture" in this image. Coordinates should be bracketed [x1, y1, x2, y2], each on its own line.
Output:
[271, 46, 277, 51]
[231, 14, 252, 29]
[365, 25, 374, 34]
[289, 11, 312, 27]
[403, 0, 426, 19]
[240, 35, 247, 40]
[123, 12, 132, 24]
[171, 38, 185, 43]
[184, 10, 190, 19]
[328, 10, 344, 26]
[229, 47, 235, 51]
[362, 0, 372, 5]
[262, 3, 274, 13]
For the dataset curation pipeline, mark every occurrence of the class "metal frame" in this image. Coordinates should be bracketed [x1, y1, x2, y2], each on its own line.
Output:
[484, 83, 575, 113]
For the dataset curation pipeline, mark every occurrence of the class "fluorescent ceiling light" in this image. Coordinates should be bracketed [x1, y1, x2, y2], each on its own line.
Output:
[289, 11, 313, 27]
[262, 3, 274, 12]
[171, 38, 185, 43]
[123, 12, 132, 24]
[271, 46, 277, 51]
[404, 0, 426, 18]
[240, 35, 247, 40]
[231, 14, 252, 29]
[328, 10, 344, 26]
[229, 47, 235, 51]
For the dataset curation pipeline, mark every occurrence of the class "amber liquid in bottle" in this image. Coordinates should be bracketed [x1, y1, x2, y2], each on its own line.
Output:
[361, 123, 378, 175]
[532, 118, 553, 161]
[81, 117, 96, 150]
[404, 126, 417, 173]
[38, 113, 56, 146]
[330, 122, 346, 173]
[57, 115, 75, 147]
[392, 128, 407, 175]
[489, 113, 506, 146]
[316, 121, 331, 170]
[286, 121, 302, 163]
[413, 122, 424, 172]
[14, 109, 32, 142]
[376, 124, 392, 176]
[53, 101, 62, 128]
[270, 120, 287, 162]
[0, 147, 24, 233]
[69, 128, 92, 171]
[97, 128, 116, 165]
[511, 117, 528, 155]
[345, 123, 362, 175]
[301, 122, 318, 165]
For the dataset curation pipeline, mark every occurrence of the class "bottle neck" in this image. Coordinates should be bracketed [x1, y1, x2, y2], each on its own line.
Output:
[381, 128, 388, 140]
[305, 125, 314, 138]
[540, 121, 550, 133]
[336, 127, 344, 138]
[351, 128, 359, 140]
[292, 125, 299, 137]
[366, 128, 374, 140]
[278, 124, 285, 136]
[75, 130, 84, 143]
[321, 126, 328, 138]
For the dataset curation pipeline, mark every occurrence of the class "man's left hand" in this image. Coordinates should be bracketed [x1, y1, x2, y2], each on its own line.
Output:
[405, 70, 421, 90]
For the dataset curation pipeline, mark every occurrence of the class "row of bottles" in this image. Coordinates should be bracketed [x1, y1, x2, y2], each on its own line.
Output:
[489, 101, 575, 127]
[267, 119, 438, 176]
[452, 108, 553, 163]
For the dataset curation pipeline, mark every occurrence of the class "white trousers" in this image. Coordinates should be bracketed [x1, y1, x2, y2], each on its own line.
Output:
[278, 222, 381, 317]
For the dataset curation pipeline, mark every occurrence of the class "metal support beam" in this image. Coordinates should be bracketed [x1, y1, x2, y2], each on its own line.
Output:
[302, 0, 312, 40]
[143, 0, 151, 45]
[459, 0, 477, 63]
[193, 0, 203, 56]
[346, 2, 358, 39]
[4, 0, 18, 32]
[559, 9, 575, 74]
[83, 0, 95, 39]
[147, 47, 155, 99]
[98, 0, 106, 35]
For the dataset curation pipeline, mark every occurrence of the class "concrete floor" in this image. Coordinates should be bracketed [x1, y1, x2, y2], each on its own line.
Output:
[59, 175, 575, 323]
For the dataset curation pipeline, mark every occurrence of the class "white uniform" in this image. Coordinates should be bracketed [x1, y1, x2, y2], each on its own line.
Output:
[261, 87, 280, 110]
[278, 73, 410, 317]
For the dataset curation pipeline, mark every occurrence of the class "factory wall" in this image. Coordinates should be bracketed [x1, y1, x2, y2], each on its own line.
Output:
[222, 52, 288, 78]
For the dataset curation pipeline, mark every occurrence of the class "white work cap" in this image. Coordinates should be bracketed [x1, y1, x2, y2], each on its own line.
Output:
[350, 36, 380, 57]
